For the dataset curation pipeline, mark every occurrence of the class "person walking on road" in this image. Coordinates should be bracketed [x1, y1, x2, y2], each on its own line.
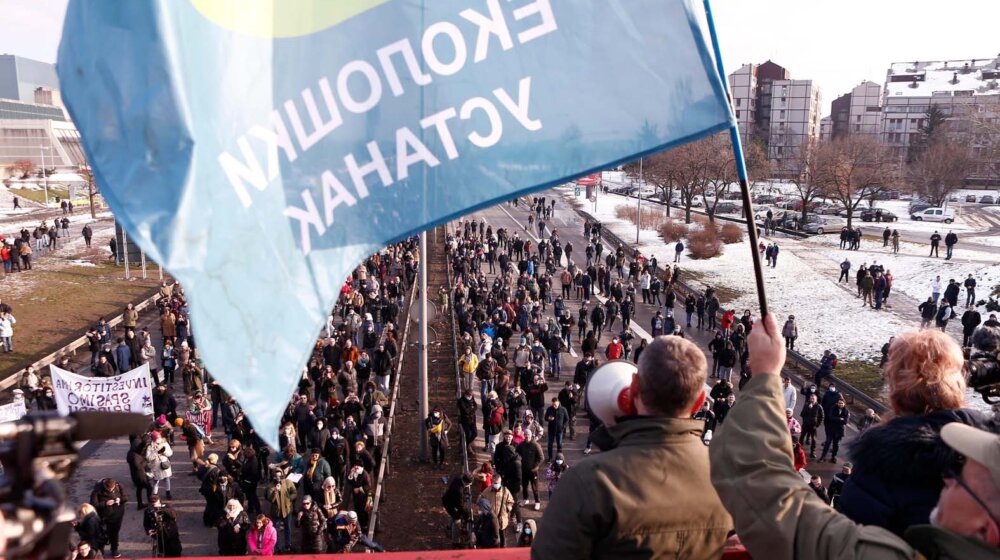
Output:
[929, 230, 941, 257]
[944, 230, 958, 260]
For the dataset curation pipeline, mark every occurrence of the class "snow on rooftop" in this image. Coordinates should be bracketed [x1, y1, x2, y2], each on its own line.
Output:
[886, 57, 1000, 98]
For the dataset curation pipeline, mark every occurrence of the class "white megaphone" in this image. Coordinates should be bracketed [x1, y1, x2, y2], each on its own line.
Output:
[586, 360, 639, 427]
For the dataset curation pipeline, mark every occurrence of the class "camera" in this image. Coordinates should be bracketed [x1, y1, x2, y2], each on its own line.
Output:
[968, 326, 1000, 404]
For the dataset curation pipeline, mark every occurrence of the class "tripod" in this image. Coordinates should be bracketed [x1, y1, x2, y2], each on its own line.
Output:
[149, 510, 166, 558]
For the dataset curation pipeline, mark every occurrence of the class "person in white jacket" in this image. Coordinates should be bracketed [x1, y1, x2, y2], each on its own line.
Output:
[781, 376, 797, 411]
[0, 311, 16, 353]
[146, 430, 174, 500]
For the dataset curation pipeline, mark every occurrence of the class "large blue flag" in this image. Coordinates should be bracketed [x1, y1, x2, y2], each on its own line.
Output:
[58, 0, 734, 447]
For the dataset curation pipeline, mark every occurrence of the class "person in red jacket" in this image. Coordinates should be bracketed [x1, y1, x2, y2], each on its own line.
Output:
[720, 309, 736, 333]
[605, 337, 624, 360]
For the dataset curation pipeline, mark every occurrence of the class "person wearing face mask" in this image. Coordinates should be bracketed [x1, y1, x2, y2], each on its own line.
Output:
[711, 314, 1000, 559]
[545, 453, 569, 500]
[517, 519, 537, 547]
[425, 406, 453, 469]
[342, 464, 372, 530]
[480, 474, 516, 547]
[202, 471, 244, 528]
[324, 428, 349, 490]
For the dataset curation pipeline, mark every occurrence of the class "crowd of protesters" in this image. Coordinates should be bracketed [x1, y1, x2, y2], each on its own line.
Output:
[0, 218, 94, 273]
[9, 238, 420, 557]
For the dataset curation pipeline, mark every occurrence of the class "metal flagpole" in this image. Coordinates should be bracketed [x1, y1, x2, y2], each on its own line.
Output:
[703, 0, 769, 318]
[122, 228, 131, 279]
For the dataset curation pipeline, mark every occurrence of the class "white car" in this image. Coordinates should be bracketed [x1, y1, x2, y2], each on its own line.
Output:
[910, 207, 955, 223]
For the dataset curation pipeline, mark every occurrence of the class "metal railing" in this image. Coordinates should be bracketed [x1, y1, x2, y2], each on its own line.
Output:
[574, 206, 888, 415]
[367, 262, 419, 540]
[0, 289, 164, 392]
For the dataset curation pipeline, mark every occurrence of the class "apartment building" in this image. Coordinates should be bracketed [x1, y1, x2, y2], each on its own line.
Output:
[728, 61, 823, 176]
[829, 81, 883, 139]
[882, 56, 1000, 184]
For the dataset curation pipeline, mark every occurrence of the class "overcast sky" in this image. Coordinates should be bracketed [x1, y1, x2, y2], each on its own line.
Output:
[3, 0, 1000, 115]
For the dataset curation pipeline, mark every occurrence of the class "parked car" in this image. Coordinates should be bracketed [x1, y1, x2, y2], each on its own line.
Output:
[908, 201, 932, 214]
[966, 194, 979, 203]
[980, 195, 996, 204]
[814, 205, 841, 215]
[860, 208, 898, 222]
[712, 202, 742, 215]
[781, 213, 820, 230]
[911, 207, 955, 223]
[803, 216, 845, 235]
[948, 195, 959, 202]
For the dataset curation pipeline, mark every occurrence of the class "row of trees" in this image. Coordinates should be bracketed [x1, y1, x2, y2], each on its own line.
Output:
[623, 104, 987, 229]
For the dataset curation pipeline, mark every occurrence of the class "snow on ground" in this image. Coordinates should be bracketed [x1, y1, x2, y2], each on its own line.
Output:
[0, 210, 114, 239]
[564, 186, 913, 362]
[807, 237, 1000, 315]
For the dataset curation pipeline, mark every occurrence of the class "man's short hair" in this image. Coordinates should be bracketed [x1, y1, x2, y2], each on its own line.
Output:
[636, 336, 706, 416]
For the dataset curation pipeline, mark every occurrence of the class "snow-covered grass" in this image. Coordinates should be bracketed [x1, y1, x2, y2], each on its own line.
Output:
[567, 186, 914, 362]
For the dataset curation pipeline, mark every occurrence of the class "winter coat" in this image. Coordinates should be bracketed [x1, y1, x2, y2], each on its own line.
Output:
[217, 511, 250, 555]
[800, 402, 825, 430]
[90, 479, 128, 522]
[145, 440, 174, 481]
[836, 409, 995, 537]
[824, 404, 849, 439]
[247, 522, 277, 556]
[296, 505, 326, 554]
[782, 319, 798, 339]
[517, 439, 544, 474]
[709, 374, 1000, 560]
[76, 511, 107, 549]
[127, 442, 151, 489]
[532, 417, 731, 559]
[267, 479, 298, 519]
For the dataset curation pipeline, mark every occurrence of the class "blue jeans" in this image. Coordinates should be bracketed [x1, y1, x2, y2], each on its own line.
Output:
[549, 350, 561, 378]
[277, 513, 293, 551]
[875, 290, 884, 310]
[946, 245, 954, 258]
[480, 378, 495, 406]
[547, 429, 563, 458]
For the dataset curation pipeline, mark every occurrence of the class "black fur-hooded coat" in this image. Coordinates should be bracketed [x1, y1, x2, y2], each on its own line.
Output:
[836, 408, 995, 537]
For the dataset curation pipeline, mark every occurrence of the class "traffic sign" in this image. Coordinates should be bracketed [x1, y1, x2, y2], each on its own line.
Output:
[574, 187, 581, 197]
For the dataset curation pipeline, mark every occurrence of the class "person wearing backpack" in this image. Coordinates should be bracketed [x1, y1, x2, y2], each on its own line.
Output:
[935, 300, 954, 332]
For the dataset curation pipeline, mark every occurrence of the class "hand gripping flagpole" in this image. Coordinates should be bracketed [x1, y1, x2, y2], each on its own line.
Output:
[703, 0, 769, 319]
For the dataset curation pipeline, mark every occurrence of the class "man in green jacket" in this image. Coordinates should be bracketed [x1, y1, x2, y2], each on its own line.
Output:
[711, 313, 1000, 559]
[532, 336, 732, 559]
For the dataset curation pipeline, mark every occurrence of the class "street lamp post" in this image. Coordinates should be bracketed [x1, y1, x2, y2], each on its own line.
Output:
[39, 145, 50, 207]
[636, 157, 643, 244]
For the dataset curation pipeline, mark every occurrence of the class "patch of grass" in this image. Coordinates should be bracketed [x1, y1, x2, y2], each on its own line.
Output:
[682, 270, 741, 303]
[831, 360, 887, 405]
[0, 261, 161, 380]
[9, 187, 69, 205]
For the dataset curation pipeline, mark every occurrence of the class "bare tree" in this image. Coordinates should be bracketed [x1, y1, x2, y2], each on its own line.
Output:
[10, 160, 35, 180]
[814, 135, 893, 229]
[634, 155, 676, 217]
[699, 134, 735, 223]
[909, 141, 971, 206]
[785, 141, 824, 223]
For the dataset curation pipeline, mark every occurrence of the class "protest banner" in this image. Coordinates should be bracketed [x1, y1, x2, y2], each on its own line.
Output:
[0, 400, 27, 424]
[50, 363, 155, 416]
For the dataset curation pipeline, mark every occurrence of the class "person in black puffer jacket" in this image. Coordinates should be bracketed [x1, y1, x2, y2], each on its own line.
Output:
[836, 329, 997, 537]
